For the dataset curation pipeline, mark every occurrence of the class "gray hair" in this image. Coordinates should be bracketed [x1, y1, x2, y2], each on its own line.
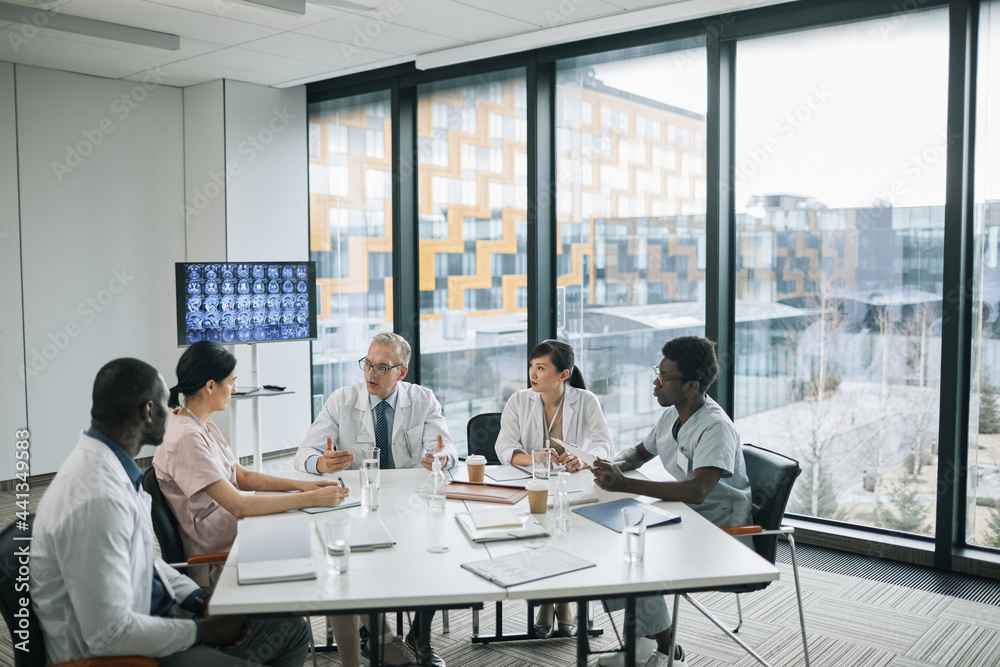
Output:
[371, 332, 411, 365]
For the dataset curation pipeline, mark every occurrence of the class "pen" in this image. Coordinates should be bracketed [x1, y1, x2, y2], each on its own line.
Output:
[338, 476, 346, 487]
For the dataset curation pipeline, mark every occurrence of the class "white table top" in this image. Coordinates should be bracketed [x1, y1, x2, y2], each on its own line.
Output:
[209, 466, 779, 616]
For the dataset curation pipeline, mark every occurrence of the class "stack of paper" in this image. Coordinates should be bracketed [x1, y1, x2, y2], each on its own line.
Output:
[469, 508, 523, 529]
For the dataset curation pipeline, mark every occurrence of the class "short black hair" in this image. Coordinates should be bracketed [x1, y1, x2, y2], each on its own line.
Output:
[91, 358, 162, 425]
[661, 336, 719, 394]
[170, 341, 237, 408]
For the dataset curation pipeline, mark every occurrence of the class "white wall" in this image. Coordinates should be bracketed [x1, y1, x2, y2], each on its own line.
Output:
[223, 81, 312, 459]
[0, 62, 26, 481]
[0, 63, 312, 478]
[15, 65, 186, 474]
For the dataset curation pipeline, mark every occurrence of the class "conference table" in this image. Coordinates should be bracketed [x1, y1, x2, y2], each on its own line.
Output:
[210, 465, 779, 666]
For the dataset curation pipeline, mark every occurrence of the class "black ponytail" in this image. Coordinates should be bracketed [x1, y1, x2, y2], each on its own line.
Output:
[529, 340, 587, 390]
[168, 385, 182, 409]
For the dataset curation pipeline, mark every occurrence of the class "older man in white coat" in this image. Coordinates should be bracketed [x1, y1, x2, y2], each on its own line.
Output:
[295, 332, 457, 473]
[295, 332, 455, 667]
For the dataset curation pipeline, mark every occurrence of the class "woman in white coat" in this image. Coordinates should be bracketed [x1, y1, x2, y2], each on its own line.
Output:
[494, 339, 615, 637]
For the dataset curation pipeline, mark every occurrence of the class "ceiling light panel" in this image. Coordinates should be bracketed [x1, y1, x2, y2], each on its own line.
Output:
[147, 0, 347, 31]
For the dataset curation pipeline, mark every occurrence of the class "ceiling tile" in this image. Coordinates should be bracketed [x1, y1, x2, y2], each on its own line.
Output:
[239, 31, 395, 67]
[387, 0, 537, 42]
[454, 0, 624, 28]
[9, 24, 227, 61]
[147, 0, 349, 31]
[297, 13, 465, 56]
[186, 45, 335, 79]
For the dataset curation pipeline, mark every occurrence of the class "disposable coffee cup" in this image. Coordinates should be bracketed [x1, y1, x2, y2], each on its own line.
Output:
[526, 479, 549, 514]
[467, 454, 487, 483]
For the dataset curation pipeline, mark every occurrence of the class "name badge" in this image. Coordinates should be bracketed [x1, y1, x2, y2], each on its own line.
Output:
[356, 434, 374, 444]
[676, 447, 690, 474]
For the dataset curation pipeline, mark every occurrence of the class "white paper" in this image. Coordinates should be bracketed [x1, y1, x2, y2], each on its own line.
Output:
[550, 438, 597, 468]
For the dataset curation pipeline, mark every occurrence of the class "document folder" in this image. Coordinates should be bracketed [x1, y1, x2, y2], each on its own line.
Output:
[445, 482, 528, 504]
[572, 498, 681, 533]
[461, 546, 594, 587]
[237, 515, 316, 585]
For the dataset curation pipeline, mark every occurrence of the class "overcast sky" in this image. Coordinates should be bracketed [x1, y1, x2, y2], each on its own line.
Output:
[589, 6, 999, 212]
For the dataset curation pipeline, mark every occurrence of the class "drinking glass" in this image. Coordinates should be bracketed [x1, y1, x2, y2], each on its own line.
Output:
[622, 506, 646, 563]
[361, 449, 380, 512]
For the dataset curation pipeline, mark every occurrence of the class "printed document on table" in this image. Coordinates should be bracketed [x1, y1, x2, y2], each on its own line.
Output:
[461, 546, 594, 587]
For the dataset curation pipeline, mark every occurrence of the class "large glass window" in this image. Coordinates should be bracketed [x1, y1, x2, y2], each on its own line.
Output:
[733, 11, 948, 535]
[308, 92, 393, 413]
[417, 70, 529, 455]
[556, 41, 708, 448]
[969, 0, 1000, 550]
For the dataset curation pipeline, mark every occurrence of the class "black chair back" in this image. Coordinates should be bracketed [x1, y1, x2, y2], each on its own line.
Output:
[0, 515, 47, 667]
[466, 413, 502, 465]
[743, 444, 802, 564]
[141, 467, 186, 564]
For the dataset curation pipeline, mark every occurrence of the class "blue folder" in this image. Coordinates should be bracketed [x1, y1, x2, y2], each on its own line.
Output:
[572, 498, 681, 532]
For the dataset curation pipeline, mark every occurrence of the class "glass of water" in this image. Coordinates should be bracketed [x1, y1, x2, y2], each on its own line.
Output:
[622, 506, 645, 563]
[532, 449, 551, 480]
[322, 518, 351, 575]
[361, 449, 380, 512]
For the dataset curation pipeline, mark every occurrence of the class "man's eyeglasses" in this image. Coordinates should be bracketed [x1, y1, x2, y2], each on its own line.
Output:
[359, 358, 403, 376]
[652, 366, 685, 383]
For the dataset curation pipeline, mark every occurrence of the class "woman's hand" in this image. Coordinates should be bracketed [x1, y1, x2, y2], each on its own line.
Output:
[299, 479, 341, 492]
[310, 484, 352, 507]
[555, 451, 582, 472]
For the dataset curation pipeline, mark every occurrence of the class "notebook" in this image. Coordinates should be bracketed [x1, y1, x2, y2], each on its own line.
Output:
[455, 512, 549, 543]
[316, 516, 396, 552]
[299, 493, 361, 513]
[572, 498, 681, 533]
[445, 482, 528, 504]
[237, 515, 316, 585]
[461, 546, 594, 587]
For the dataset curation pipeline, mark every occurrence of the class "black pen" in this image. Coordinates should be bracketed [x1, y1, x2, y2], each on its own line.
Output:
[338, 476, 346, 487]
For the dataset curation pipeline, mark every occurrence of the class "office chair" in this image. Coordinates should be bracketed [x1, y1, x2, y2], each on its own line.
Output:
[466, 412, 503, 465]
[0, 515, 158, 667]
[141, 467, 229, 571]
[669, 444, 811, 667]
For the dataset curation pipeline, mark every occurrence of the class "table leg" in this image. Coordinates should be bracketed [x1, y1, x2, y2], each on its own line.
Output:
[369, 610, 381, 665]
[576, 599, 589, 667]
[624, 597, 637, 667]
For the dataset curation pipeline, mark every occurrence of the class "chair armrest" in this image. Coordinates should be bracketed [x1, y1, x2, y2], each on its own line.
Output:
[188, 551, 230, 565]
[56, 658, 159, 667]
[721, 525, 795, 538]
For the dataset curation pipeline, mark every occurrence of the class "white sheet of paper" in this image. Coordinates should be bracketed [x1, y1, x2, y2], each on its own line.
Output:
[550, 438, 597, 467]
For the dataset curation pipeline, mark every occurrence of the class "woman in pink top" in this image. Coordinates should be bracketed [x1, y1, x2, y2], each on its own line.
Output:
[154, 343, 414, 667]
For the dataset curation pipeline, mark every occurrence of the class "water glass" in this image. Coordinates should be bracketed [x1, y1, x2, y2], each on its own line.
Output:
[361, 451, 380, 512]
[622, 506, 645, 563]
[532, 449, 551, 480]
[322, 518, 351, 574]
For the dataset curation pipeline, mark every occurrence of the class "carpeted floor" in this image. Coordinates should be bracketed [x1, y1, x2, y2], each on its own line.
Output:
[4, 454, 1000, 666]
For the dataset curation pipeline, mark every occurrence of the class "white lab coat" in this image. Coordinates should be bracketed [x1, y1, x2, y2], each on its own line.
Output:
[31, 433, 199, 662]
[295, 381, 457, 472]
[494, 386, 615, 465]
